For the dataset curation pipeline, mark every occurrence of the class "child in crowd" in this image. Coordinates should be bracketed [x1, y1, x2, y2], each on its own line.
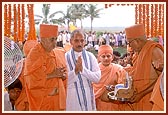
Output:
[4, 78, 22, 111]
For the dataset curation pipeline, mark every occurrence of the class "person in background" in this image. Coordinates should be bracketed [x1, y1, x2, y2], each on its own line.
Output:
[24, 24, 67, 111]
[65, 29, 101, 111]
[4, 78, 22, 111]
[112, 50, 121, 64]
[93, 45, 127, 111]
[124, 24, 164, 111]
[158, 35, 164, 46]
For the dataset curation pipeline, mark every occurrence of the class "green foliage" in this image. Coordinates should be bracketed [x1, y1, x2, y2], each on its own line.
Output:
[87, 46, 127, 58]
[96, 31, 103, 38]
[151, 37, 159, 42]
[87, 47, 98, 58]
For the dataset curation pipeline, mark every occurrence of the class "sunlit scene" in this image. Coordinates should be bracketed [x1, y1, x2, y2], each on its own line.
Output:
[2, 2, 166, 113]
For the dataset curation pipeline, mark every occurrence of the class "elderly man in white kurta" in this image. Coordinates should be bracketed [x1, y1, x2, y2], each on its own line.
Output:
[65, 29, 101, 111]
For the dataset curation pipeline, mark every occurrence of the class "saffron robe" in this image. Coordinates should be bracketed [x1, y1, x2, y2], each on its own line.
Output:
[24, 43, 66, 111]
[93, 63, 127, 111]
[128, 40, 164, 111]
[150, 71, 164, 111]
[15, 59, 29, 111]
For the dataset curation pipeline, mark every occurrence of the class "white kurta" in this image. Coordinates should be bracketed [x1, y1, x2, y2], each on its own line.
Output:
[65, 49, 101, 111]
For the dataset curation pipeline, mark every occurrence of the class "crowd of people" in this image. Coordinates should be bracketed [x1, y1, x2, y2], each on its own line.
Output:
[4, 23, 164, 112]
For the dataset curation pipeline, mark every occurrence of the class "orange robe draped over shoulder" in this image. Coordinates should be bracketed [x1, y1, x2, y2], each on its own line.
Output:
[15, 59, 29, 111]
[24, 43, 66, 111]
[150, 72, 164, 111]
[129, 40, 164, 111]
[93, 63, 126, 111]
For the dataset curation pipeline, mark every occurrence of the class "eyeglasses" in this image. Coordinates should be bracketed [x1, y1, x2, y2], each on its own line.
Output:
[100, 54, 112, 59]
[74, 39, 85, 43]
[127, 38, 138, 45]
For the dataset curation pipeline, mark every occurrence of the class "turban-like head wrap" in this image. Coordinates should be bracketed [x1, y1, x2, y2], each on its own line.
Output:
[98, 45, 113, 57]
[40, 24, 58, 39]
[125, 24, 145, 39]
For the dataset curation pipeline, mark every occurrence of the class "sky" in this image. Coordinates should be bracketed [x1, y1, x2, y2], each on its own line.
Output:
[34, 3, 135, 28]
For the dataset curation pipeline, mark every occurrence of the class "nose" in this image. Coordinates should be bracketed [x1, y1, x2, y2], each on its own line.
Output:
[105, 56, 108, 59]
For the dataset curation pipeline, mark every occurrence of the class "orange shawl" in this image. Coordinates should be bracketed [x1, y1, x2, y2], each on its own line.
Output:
[24, 43, 66, 111]
[129, 40, 164, 110]
[53, 47, 67, 110]
[150, 72, 164, 111]
[15, 59, 29, 111]
[93, 63, 126, 111]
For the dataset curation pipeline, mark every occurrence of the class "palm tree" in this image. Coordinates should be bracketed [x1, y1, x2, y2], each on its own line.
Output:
[61, 5, 76, 32]
[70, 4, 87, 29]
[34, 4, 65, 25]
[85, 4, 103, 32]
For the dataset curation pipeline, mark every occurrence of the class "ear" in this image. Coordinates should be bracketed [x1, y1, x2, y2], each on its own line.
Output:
[111, 54, 114, 61]
[70, 38, 73, 45]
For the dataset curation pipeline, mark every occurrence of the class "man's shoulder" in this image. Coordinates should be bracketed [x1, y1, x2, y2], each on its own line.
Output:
[85, 51, 97, 59]
[65, 50, 71, 57]
[54, 47, 66, 53]
[28, 44, 43, 57]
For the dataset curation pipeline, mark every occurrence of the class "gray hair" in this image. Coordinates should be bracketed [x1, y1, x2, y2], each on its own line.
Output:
[70, 29, 86, 39]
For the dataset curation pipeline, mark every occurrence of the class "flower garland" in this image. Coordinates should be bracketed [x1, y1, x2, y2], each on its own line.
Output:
[161, 4, 164, 38]
[150, 4, 154, 37]
[139, 4, 142, 24]
[142, 5, 146, 29]
[135, 4, 138, 24]
[21, 4, 25, 42]
[154, 4, 158, 37]
[146, 4, 150, 37]
[31, 4, 36, 40]
[27, 4, 36, 40]
[13, 4, 17, 42]
[27, 4, 31, 40]
[8, 4, 11, 38]
[17, 4, 21, 42]
[4, 4, 7, 36]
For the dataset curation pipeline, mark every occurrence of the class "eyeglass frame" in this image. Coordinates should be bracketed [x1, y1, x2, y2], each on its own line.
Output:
[127, 38, 138, 46]
[126, 35, 146, 45]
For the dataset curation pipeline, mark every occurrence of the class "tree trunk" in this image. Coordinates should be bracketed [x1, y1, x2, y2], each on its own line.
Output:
[91, 19, 93, 33]
[80, 19, 83, 29]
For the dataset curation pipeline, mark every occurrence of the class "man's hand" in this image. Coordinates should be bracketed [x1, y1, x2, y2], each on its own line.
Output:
[152, 59, 164, 72]
[129, 91, 143, 104]
[47, 67, 67, 80]
[75, 56, 83, 74]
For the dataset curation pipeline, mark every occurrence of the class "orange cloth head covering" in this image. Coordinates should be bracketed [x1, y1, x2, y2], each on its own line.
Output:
[23, 40, 38, 57]
[125, 24, 145, 39]
[40, 24, 58, 38]
[98, 45, 113, 57]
